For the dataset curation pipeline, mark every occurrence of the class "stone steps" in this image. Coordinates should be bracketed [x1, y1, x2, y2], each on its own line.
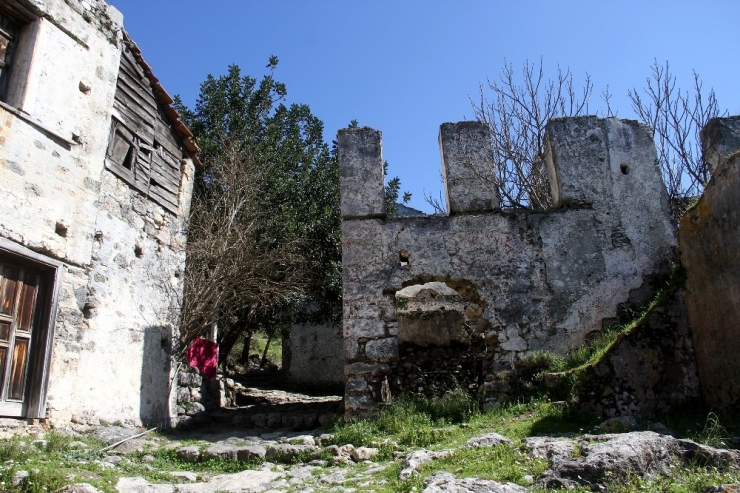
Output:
[209, 400, 342, 431]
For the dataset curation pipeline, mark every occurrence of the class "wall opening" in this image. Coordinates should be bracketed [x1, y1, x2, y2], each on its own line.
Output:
[390, 279, 489, 399]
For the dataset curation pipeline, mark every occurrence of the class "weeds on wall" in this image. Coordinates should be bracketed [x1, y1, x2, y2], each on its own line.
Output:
[494, 262, 684, 405]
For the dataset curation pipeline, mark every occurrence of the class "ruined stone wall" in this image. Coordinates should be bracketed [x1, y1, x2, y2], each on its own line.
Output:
[283, 323, 344, 393]
[679, 116, 740, 412]
[571, 289, 701, 418]
[339, 117, 677, 415]
[0, 0, 195, 426]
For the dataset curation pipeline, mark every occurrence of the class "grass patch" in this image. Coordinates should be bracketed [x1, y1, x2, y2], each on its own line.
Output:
[587, 462, 740, 493]
[150, 446, 261, 474]
[417, 444, 548, 484]
[657, 409, 738, 449]
[331, 388, 479, 449]
[227, 330, 282, 368]
[0, 397, 735, 492]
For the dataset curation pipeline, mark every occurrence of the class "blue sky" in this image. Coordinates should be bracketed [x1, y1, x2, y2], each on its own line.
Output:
[109, 0, 740, 212]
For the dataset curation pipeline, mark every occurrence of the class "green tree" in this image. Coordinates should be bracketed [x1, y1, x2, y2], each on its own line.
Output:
[384, 161, 412, 215]
[176, 60, 341, 365]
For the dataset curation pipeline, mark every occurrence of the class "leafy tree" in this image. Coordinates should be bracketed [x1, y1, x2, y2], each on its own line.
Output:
[384, 161, 412, 215]
[176, 60, 341, 365]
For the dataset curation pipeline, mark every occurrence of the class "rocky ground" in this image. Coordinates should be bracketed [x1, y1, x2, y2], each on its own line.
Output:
[3, 386, 739, 492]
[39, 423, 739, 492]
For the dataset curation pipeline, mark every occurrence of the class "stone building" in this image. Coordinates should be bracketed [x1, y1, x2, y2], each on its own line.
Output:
[0, 0, 198, 426]
[338, 117, 678, 416]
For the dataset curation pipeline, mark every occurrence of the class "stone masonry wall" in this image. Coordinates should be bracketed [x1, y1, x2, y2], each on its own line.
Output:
[571, 288, 701, 418]
[679, 116, 740, 413]
[0, 0, 195, 427]
[339, 117, 677, 416]
[283, 322, 344, 393]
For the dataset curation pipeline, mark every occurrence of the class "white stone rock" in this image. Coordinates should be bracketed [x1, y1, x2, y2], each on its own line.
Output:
[350, 447, 379, 462]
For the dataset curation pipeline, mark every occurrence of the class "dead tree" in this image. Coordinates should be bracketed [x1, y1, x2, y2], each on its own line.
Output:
[629, 60, 722, 219]
[469, 59, 593, 210]
[180, 142, 306, 357]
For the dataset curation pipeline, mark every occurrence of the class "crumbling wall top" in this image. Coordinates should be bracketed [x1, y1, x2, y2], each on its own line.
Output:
[701, 116, 740, 173]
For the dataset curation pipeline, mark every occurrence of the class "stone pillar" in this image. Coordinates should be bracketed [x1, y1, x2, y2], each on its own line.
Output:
[701, 116, 740, 172]
[545, 116, 675, 280]
[544, 116, 611, 208]
[337, 127, 386, 219]
[545, 116, 672, 215]
[439, 121, 500, 214]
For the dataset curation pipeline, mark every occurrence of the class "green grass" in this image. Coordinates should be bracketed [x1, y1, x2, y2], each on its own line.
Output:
[416, 445, 548, 484]
[227, 330, 283, 368]
[0, 397, 736, 492]
[0, 430, 262, 493]
[330, 388, 479, 449]
[329, 392, 740, 492]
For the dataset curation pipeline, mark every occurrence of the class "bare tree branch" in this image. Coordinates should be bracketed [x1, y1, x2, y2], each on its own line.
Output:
[629, 60, 722, 219]
[470, 58, 593, 210]
[180, 141, 306, 353]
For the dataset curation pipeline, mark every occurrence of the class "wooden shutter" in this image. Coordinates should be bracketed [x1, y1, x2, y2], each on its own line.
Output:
[107, 44, 184, 214]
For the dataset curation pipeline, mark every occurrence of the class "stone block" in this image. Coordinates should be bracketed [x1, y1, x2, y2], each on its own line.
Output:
[346, 378, 368, 392]
[176, 446, 201, 463]
[319, 413, 339, 426]
[346, 318, 385, 338]
[266, 444, 318, 463]
[267, 413, 283, 428]
[544, 116, 610, 207]
[252, 414, 266, 429]
[338, 127, 385, 219]
[545, 117, 670, 216]
[701, 116, 740, 172]
[365, 337, 399, 362]
[344, 337, 360, 360]
[439, 121, 500, 213]
[176, 387, 190, 404]
[346, 362, 389, 376]
[344, 393, 375, 411]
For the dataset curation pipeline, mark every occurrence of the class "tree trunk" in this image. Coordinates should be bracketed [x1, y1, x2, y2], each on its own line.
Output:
[260, 333, 273, 368]
[218, 328, 241, 367]
[239, 330, 253, 366]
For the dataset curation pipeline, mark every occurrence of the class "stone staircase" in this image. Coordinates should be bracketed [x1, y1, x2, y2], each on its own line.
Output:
[212, 371, 343, 430]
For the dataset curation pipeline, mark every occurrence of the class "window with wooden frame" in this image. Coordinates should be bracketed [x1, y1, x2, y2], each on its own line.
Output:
[106, 117, 152, 195]
[0, 10, 20, 101]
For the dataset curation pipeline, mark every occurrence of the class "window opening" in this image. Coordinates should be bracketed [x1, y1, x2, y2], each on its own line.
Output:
[0, 11, 19, 101]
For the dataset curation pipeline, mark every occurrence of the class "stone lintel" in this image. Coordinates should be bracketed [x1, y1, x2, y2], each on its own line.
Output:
[439, 121, 500, 214]
[338, 127, 386, 219]
[701, 116, 740, 173]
